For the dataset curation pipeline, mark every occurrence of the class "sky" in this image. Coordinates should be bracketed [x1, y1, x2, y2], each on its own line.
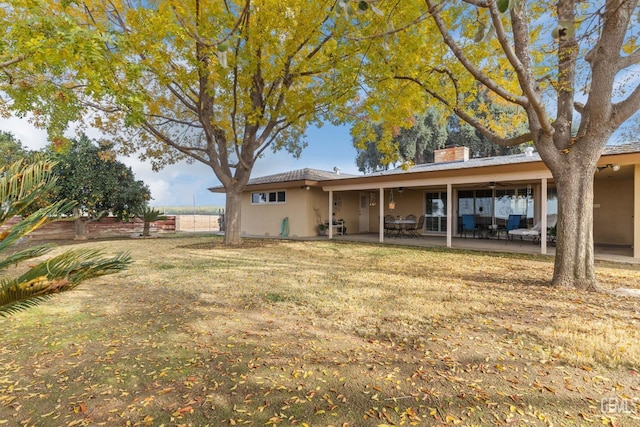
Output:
[0, 116, 362, 207]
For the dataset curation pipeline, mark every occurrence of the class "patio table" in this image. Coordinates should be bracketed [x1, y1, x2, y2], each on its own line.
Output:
[389, 219, 417, 237]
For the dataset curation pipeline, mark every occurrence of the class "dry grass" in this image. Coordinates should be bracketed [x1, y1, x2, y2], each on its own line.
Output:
[1, 235, 640, 426]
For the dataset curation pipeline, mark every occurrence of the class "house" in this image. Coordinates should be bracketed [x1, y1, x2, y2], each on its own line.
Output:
[209, 143, 640, 258]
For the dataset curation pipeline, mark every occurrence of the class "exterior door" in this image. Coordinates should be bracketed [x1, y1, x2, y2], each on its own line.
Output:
[359, 193, 370, 232]
[425, 191, 447, 232]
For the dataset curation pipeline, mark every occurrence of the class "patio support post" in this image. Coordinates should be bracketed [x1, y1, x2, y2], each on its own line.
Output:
[541, 178, 548, 255]
[634, 165, 640, 258]
[379, 187, 384, 243]
[328, 191, 333, 239]
[447, 183, 452, 248]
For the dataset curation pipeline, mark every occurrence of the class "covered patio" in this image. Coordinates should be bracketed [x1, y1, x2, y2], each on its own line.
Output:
[325, 232, 637, 265]
[320, 145, 639, 259]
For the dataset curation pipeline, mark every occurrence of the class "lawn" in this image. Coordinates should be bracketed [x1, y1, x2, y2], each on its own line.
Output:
[1, 235, 639, 426]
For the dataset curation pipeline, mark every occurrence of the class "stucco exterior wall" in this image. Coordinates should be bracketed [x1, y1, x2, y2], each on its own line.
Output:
[241, 187, 312, 237]
[333, 191, 360, 234]
[383, 189, 424, 221]
[594, 175, 634, 246]
[239, 188, 365, 237]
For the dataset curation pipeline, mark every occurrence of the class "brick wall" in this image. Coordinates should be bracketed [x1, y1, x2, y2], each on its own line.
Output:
[2, 216, 177, 241]
[434, 146, 469, 163]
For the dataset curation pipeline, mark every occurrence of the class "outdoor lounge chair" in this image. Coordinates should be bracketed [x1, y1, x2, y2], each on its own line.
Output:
[508, 214, 557, 243]
[499, 214, 522, 240]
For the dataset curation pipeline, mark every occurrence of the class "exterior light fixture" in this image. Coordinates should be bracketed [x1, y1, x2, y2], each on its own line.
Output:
[597, 164, 621, 172]
[388, 189, 395, 210]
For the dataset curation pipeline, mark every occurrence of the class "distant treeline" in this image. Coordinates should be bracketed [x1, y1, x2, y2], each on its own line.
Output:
[155, 206, 225, 215]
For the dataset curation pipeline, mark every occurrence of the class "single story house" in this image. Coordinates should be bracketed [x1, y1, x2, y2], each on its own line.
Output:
[209, 143, 640, 258]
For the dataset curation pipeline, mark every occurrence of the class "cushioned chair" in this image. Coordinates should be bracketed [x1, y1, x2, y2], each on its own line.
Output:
[460, 214, 476, 239]
[501, 214, 522, 240]
[508, 214, 557, 243]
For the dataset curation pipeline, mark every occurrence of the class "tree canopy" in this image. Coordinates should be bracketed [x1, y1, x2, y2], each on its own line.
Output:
[48, 135, 150, 238]
[353, 106, 523, 173]
[0, 131, 33, 167]
[2, 0, 370, 245]
[5, 0, 640, 289]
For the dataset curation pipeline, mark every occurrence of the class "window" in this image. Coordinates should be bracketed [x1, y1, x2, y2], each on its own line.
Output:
[495, 188, 533, 220]
[251, 191, 286, 204]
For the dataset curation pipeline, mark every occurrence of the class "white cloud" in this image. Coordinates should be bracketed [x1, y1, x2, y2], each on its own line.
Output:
[0, 116, 49, 150]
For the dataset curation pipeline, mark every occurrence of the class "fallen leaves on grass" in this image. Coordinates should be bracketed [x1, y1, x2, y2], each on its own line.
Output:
[1, 237, 639, 425]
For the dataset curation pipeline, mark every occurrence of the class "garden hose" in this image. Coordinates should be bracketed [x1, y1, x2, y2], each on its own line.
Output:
[280, 217, 289, 237]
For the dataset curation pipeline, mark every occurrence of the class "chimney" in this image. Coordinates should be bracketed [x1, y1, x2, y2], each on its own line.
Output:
[434, 146, 469, 163]
[333, 166, 340, 175]
[525, 146, 534, 157]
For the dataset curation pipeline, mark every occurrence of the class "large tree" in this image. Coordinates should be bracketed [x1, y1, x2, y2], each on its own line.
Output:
[8, 0, 365, 245]
[48, 135, 151, 239]
[354, 108, 449, 173]
[353, 104, 523, 172]
[353, 0, 640, 290]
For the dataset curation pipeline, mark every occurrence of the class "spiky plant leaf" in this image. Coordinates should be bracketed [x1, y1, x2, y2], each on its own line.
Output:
[0, 158, 132, 317]
[0, 243, 55, 271]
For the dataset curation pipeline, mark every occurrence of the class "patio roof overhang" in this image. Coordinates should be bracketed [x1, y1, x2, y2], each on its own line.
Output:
[320, 150, 640, 192]
[208, 179, 324, 193]
[321, 162, 553, 192]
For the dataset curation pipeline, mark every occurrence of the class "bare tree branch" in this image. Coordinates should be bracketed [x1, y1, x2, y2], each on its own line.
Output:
[424, 0, 528, 107]
[394, 75, 532, 146]
[611, 83, 640, 128]
[490, 0, 555, 139]
[141, 121, 210, 166]
[616, 49, 640, 70]
[0, 55, 27, 70]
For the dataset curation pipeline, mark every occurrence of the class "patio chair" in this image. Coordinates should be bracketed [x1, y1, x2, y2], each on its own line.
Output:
[460, 214, 476, 239]
[403, 214, 417, 237]
[508, 214, 557, 244]
[408, 214, 425, 237]
[501, 214, 522, 240]
[384, 215, 398, 237]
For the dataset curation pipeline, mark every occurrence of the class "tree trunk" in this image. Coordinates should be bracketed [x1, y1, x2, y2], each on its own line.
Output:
[142, 221, 151, 237]
[551, 168, 597, 291]
[223, 185, 243, 245]
[74, 217, 88, 240]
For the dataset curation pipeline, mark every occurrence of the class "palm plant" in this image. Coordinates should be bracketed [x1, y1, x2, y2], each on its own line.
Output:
[136, 206, 167, 237]
[0, 159, 131, 317]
